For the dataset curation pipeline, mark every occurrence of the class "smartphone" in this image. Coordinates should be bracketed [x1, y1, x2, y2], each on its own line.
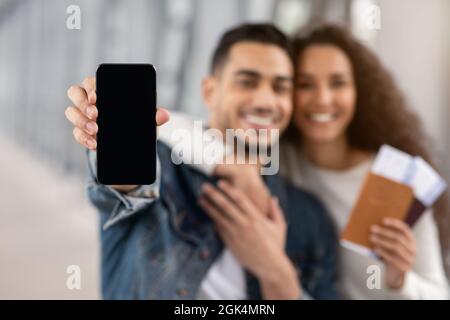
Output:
[96, 63, 157, 185]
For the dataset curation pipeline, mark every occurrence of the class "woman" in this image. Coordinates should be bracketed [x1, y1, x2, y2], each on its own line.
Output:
[279, 24, 448, 299]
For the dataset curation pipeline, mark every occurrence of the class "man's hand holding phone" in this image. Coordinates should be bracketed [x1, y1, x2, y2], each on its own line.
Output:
[65, 76, 170, 192]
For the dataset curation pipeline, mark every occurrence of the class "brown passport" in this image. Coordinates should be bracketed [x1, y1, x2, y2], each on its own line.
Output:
[341, 172, 414, 249]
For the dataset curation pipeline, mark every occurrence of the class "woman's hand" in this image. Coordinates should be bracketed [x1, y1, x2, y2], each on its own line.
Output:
[370, 218, 416, 289]
[213, 163, 272, 216]
[198, 180, 301, 299]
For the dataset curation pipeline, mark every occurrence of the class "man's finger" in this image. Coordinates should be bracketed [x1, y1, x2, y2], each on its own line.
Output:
[67, 85, 88, 108]
[67, 85, 95, 119]
[82, 77, 96, 94]
[65, 106, 98, 135]
[88, 91, 97, 106]
[85, 104, 98, 120]
[73, 127, 97, 150]
[156, 107, 170, 126]
[83, 77, 97, 105]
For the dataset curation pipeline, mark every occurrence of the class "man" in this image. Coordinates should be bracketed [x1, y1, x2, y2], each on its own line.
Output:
[64, 23, 337, 299]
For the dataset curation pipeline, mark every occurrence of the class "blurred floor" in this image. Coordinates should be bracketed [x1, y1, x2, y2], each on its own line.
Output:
[0, 134, 100, 299]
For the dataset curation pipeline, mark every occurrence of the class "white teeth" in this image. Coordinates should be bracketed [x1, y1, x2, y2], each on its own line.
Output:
[308, 113, 335, 123]
[244, 114, 273, 126]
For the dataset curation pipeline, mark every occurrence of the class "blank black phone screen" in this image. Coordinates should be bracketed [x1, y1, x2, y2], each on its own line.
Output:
[96, 63, 156, 185]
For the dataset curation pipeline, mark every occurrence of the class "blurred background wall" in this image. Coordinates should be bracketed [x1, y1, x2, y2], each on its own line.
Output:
[0, 0, 448, 299]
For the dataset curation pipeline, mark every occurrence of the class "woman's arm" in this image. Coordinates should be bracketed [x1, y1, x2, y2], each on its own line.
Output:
[198, 180, 302, 299]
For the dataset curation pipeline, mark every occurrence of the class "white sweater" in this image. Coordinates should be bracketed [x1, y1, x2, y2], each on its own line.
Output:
[159, 111, 449, 299]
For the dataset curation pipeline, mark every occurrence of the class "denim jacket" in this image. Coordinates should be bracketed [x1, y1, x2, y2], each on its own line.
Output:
[86, 141, 338, 299]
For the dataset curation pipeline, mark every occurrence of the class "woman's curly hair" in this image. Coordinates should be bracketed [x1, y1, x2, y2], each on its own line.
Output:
[290, 23, 450, 274]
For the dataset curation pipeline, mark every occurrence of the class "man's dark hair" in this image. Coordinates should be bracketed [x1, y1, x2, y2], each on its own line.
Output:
[210, 23, 293, 74]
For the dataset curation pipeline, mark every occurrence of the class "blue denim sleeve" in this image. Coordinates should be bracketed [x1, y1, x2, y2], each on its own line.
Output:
[85, 149, 161, 230]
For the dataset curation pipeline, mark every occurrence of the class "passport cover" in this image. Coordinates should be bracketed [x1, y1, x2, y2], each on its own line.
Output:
[341, 172, 414, 249]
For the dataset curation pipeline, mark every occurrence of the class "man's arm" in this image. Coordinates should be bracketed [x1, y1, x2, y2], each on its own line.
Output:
[86, 148, 162, 230]
[64, 76, 170, 229]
